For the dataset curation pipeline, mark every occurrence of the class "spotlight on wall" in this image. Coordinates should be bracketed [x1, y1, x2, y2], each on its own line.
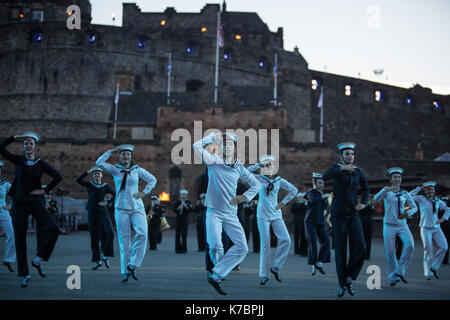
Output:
[87, 32, 96, 44]
[235, 34, 242, 40]
[201, 27, 207, 32]
[32, 30, 42, 42]
[160, 19, 166, 26]
[311, 79, 319, 90]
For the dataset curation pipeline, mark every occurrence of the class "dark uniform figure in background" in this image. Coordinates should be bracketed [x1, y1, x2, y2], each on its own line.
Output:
[195, 194, 207, 251]
[0, 132, 62, 288]
[76, 167, 115, 270]
[305, 173, 331, 275]
[440, 197, 450, 264]
[146, 196, 165, 251]
[173, 189, 193, 253]
[290, 194, 308, 256]
[359, 202, 375, 260]
[323, 142, 369, 297]
[249, 199, 261, 253]
[36, 188, 59, 251]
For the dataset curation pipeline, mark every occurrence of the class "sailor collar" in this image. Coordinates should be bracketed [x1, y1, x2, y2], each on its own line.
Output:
[260, 175, 281, 184]
[90, 181, 107, 188]
[0, 179, 7, 186]
[223, 157, 240, 168]
[24, 158, 41, 166]
[115, 164, 139, 172]
[337, 163, 357, 169]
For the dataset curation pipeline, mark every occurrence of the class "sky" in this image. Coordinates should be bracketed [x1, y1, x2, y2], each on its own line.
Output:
[90, 0, 450, 95]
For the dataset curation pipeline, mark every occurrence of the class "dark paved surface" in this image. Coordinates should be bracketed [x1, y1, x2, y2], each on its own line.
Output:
[0, 225, 449, 300]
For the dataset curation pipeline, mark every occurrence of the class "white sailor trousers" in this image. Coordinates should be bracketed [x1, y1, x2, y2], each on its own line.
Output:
[206, 208, 248, 279]
[420, 227, 448, 277]
[257, 217, 291, 278]
[0, 212, 16, 263]
[115, 208, 148, 274]
[383, 223, 414, 281]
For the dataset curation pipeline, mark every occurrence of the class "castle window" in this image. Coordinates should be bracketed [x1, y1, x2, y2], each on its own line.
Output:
[374, 90, 383, 102]
[31, 10, 44, 22]
[186, 79, 204, 92]
[404, 95, 414, 107]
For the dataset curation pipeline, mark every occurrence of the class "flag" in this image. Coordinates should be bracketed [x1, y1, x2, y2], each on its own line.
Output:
[217, 13, 224, 48]
[317, 86, 323, 108]
[167, 58, 172, 76]
[114, 83, 119, 105]
[273, 58, 277, 76]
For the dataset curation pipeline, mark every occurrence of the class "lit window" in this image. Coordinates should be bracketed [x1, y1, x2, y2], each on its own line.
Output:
[311, 79, 319, 90]
[345, 85, 352, 96]
[374, 90, 382, 102]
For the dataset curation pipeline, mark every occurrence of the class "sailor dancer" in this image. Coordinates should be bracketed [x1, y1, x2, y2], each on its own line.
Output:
[0, 161, 15, 273]
[305, 173, 331, 276]
[192, 131, 261, 295]
[247, 155, 298, 285]
[76, 166, 115, 270]
[322, 142, 369, 297]
[410, 182, 449, 280]
[96, 144, 157, 282]
[373, 167, 417, 286]
[0, 132, 62, 288]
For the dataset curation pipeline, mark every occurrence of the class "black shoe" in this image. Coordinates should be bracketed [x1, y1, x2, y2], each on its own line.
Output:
[430, 268, 439, 279]
[122, 273, 130, 283]
[31, 261, 47, 278]
[127, 265, 138, 281]
[270, 269, 281, 282]
[315, 265, 326, 275]
[394, 273, 407, 284]
[337, 287, 346, 297]
[260, 277, 269, 285]
[92, 262, 102, 270]
[390, 279, 400, 286]
[233, 265, 240, 271]
[208, 277, 227, 295]
[21, 275, 31, 288]
[102, 257, 110, 269]
[3, 261, 14, 273]
[345, 282, 355, 296]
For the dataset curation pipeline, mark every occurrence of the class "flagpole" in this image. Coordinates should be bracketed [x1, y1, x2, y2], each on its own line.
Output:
[273, 53, 278, 105]
[167, 52, 172, 105]
[113, 83, 119, 141]
[320, 86, 324, 143]
[214, 9, 220, 104]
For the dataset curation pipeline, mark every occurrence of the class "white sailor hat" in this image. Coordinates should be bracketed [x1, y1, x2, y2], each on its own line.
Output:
[150, 195, 159, 201]
[0, 161, 3, 167]
[90, 166, 103, 173]
[221, 132, 238, 143]
[387, 167, 403, 176]
[312, 172, 323, 179]
[337, 142, 355, 152]
[422, 181, 436, 187]
[180, 189, 188, 195]
[117, 144, 135, 152]
[259, 154, 276, 163]
[199, 193, 206, 199]
[20, 131, 40, 143]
